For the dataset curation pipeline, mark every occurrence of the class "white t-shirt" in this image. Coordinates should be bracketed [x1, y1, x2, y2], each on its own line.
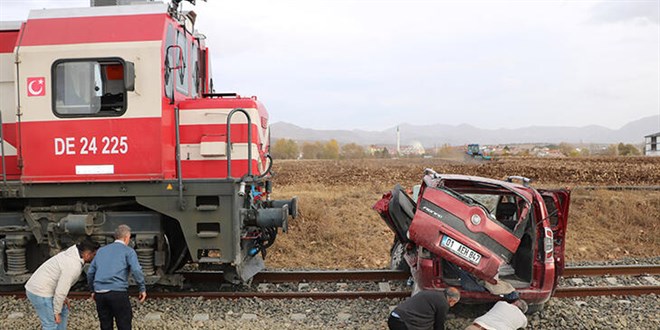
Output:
[24, 245, 84, 314]
[473, 301, 528, 330]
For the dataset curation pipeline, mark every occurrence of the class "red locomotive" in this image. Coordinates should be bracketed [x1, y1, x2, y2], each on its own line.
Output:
[0, 0, 296, 286]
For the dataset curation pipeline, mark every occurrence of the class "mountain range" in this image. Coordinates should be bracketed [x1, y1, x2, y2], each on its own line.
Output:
[271, 115, 659, 147]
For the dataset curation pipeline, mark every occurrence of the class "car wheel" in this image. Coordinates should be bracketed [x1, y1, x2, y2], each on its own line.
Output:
[526, 303, 545, 314]
[390, 240, 410, 273]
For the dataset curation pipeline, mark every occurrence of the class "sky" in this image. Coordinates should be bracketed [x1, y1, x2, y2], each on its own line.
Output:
[1, 0, 659, 131]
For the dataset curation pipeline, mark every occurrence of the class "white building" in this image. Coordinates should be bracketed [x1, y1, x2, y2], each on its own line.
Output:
[645, 132, 660, 156]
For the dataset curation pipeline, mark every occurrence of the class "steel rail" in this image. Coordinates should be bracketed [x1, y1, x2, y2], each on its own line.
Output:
[573, 186, 660, 191]
[180, 265, 659, 283]
[2, 285, 658, 300]
[562, 265, 660, 277]
[0, 290, 411, 300]
[2, 266, 656, 300]
[182, 269, 410, 283]
[553, 285, 660, 298]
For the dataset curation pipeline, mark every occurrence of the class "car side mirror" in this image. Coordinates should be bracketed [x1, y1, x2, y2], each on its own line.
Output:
[124, 61, 135, 92]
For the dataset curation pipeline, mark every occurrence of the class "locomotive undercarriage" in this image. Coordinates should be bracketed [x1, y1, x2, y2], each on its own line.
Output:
[0, 179, 295, 287]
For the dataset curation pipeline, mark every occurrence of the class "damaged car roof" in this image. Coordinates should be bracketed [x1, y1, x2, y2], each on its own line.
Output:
[432, 174, 535, 204]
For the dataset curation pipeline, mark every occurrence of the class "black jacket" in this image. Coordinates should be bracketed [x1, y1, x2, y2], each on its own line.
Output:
[393, 290, 449, 330]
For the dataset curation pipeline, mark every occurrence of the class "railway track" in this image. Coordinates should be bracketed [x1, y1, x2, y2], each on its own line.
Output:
[572, 185, 660, 191]
[562, 264, 660, 277]
[1, 265, 657, 300]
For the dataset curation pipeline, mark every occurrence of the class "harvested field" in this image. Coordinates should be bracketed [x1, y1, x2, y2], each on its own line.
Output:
[266, 157, 660, 269]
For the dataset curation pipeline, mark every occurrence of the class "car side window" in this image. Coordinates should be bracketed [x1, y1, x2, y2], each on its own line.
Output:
[542, 196, 559, 227]
[52, 58, 128, 117]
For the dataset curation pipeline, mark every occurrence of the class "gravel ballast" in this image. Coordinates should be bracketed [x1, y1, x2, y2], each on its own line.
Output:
[1, 294, 658, 329]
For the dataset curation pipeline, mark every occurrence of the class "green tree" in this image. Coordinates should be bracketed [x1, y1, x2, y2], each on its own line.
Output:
[604, 144, 618, 156]
[302, 141, 324, 159]
[380, 147, 391, 158]
[341, 143, 365, 159]
[617, 143, 640, 156]
[558, 142, 575, 156]
[322, 139, 340, 159]
[271, 139, 299, 159]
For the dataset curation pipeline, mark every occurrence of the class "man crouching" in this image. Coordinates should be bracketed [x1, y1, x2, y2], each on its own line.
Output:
[388, 287, 461, 330]
[25, 238, 99, 330]
[465, 299, 528, 330]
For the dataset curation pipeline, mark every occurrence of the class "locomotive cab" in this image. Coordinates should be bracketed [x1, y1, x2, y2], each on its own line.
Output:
[0, 0, 294, 286]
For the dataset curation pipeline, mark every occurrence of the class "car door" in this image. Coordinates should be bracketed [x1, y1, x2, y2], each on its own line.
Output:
[408, 184, 522, 282]
[539, 189, 571, 281]
[373, 184, 416, 244]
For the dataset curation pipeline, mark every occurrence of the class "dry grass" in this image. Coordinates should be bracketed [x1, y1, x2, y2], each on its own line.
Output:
[267, 185, 393, 269]
[266, 158, 660, 269]
[565, 190, 660, 262]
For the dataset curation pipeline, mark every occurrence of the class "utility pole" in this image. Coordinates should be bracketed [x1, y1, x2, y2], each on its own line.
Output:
[396, 125, 401, 156]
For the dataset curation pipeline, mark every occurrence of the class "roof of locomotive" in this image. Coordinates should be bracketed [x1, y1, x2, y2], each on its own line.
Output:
[28, 2, 169, 20]
[17, 2, 177, 47]
[0, 21, 22, 31]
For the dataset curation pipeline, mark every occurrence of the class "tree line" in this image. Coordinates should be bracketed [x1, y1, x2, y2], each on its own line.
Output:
[271, 139, 384, 159]
[270, 139, 645, 160]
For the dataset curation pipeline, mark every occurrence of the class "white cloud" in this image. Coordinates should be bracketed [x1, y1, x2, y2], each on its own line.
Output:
[2, 0, 659, 130]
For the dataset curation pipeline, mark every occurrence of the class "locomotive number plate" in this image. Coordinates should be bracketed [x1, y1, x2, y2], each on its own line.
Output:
[441, 235, 481, 265]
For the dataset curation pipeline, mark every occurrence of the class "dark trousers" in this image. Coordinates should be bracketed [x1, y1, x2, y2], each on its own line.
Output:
[388, 314, 408, 330]
[95, 291, 132, 330]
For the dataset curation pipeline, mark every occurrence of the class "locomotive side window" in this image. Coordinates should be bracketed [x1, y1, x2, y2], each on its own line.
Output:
[175, 30, 189, 95]
[191, 41, 199, 98]
[164, 24, 175, 99]
[52, 58, 129, 117]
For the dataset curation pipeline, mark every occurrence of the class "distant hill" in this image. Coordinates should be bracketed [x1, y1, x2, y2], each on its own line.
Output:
[271, 115, 659, 146]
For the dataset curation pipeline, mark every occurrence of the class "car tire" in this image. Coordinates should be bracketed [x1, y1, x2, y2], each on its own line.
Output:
[526, 303, 545, 314]
[390, 240, 410, 273]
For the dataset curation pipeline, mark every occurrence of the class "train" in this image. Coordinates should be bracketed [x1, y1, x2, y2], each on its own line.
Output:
[0, 0, 296, 286]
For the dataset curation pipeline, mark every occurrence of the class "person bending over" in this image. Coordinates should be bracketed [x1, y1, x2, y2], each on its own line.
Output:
[25, 238, 99, 330]
[465, 299, 528, 330]
[388, 287, 461, 330]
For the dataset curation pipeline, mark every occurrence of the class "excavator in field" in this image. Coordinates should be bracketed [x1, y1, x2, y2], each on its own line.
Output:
[465, 144, 494, 161]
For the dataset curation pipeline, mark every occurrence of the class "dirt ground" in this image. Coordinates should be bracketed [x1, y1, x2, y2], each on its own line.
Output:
[265, 157, 660, 269]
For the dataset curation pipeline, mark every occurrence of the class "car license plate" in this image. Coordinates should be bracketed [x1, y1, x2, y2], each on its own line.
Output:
[441, 235, 481, 265]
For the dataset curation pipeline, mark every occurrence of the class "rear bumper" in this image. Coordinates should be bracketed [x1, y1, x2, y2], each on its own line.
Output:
[412, 257, 555, 305]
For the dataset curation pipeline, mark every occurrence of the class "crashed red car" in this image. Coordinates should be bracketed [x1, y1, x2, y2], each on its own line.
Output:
[374, 169, 570, 312]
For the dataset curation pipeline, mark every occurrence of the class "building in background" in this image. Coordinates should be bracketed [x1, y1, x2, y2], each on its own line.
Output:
[645, 132, 659, 156]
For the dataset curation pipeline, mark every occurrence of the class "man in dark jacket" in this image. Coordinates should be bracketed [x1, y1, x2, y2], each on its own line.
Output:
[388, 287, 461, 330]
[87, 224, 146, 330]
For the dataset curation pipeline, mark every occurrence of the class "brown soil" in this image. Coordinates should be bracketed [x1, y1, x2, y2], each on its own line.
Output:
[266, 157, 660, 269]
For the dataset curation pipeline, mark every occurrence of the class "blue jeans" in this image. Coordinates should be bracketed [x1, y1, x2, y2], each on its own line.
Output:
[26, 290, 69, 330]
[445, 262, 487, 292]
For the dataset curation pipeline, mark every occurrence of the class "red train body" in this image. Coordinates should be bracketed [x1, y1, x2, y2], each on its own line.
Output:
[0, 0, 295, 286]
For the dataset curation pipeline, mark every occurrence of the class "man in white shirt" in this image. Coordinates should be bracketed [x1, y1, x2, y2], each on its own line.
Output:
[465, 300, 528, 330]
[25, 238, 99, 330]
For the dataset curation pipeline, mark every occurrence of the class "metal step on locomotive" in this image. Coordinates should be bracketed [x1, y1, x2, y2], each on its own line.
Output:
[0, 0, 296, 287]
